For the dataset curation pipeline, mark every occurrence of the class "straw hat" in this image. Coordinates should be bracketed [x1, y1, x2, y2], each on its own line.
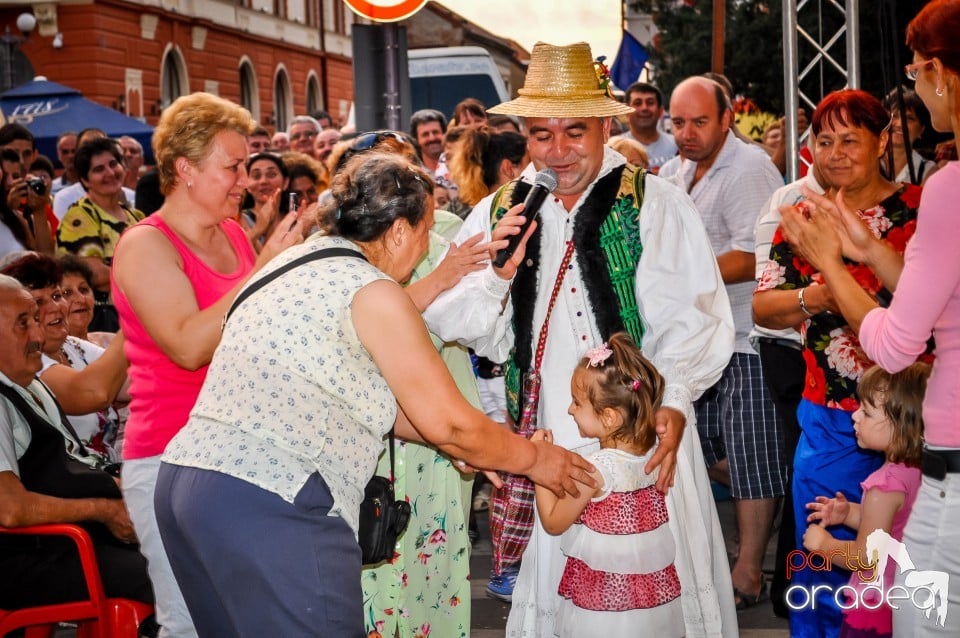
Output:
[488, 42, 634, 118]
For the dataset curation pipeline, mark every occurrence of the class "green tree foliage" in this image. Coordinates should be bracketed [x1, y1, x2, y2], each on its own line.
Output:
[629, 0, 929, 116]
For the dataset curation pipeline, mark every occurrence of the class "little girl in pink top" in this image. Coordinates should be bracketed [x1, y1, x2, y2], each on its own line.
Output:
[803, 363, 930, 638]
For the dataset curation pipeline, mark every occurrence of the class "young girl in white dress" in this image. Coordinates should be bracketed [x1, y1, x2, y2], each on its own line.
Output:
[532, 332, 685, 637]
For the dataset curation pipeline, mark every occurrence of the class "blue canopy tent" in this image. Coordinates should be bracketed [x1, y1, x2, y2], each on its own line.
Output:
[0, 78, 154, 165]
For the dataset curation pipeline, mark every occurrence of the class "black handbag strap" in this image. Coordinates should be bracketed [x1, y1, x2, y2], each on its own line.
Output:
[222, 245, 399, 483]
[225, 247, 367, 324]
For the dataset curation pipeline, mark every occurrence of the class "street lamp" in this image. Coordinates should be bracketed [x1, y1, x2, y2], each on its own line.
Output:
[1, 12, 37, 92]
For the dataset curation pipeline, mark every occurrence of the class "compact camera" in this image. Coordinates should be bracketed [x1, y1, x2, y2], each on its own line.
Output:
[26, 176, 46, 195]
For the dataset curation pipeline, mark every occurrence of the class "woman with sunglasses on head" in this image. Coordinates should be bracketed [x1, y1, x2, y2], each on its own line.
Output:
[774, 2, 960, 634]
[153, 151, 595, 638]
[328, 130, 491, 636]
[753, 88, 926, 638]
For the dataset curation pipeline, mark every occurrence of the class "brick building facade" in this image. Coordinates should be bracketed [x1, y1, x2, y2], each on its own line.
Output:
[2, 0, 361, 132]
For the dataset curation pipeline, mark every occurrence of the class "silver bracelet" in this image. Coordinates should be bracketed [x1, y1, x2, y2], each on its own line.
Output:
[798, 287, 815, 317]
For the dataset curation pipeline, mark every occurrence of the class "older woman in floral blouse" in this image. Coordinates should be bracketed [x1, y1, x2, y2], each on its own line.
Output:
[753, 89, 925, 638]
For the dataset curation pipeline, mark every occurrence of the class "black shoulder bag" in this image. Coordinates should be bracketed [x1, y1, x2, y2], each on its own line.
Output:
[224, 246, 411, 565]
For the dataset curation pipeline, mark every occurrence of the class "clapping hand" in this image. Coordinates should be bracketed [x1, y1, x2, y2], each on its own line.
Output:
[806, 491, 850, 527]
[801, 187, 877, 264]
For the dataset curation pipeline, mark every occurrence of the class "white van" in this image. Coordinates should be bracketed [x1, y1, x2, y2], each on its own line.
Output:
[407, 47, 510, 118]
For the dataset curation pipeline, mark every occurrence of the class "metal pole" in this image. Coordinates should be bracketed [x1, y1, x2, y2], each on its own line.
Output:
[783, 0, 800, 182]
[2, 28, 15, 93]
[846, 0, 860, 89]
[383, 22, 401, 131]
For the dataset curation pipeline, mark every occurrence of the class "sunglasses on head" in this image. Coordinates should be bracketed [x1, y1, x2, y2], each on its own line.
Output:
[351, 131, 409, 152]
[335, 131, 412, 174]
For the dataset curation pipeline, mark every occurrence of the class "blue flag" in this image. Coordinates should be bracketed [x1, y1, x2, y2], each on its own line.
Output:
[611, 30, 649, 91]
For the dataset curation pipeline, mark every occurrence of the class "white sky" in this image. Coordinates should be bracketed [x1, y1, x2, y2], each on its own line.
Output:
[435, 0, 625, 64]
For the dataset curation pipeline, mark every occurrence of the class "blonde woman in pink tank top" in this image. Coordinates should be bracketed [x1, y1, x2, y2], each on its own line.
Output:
[110, 93, 305, 638]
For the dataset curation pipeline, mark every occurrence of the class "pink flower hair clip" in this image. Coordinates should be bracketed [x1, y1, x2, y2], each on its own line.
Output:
[630, 379, 642, 392]
[585, 343, 614, 367]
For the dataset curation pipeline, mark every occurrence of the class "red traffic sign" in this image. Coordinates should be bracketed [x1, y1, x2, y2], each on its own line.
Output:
[343, 0, 428, 22]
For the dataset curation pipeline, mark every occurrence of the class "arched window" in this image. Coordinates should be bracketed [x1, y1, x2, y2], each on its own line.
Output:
[273, 67, 292, 132]
[160, 46, 188, 111]
[239, 58, 260, 123]
[305, 73, 322, 115]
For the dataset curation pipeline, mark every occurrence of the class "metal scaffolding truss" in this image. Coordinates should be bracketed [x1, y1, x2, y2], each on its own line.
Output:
[782, 0, 860, 181]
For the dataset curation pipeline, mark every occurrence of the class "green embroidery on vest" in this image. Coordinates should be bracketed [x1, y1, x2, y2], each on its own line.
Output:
[489, 180, 526, 421]
[490, 180, 522, 226]
[599, 165, 646, 345]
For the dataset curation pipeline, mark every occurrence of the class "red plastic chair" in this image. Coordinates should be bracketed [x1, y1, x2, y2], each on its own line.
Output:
[0, 524, 154, 638]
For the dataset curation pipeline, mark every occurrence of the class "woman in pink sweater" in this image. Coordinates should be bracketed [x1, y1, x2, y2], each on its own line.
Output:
[777, 2, 960, 634]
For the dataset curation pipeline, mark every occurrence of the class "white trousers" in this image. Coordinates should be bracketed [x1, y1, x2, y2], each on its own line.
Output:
[892, 472, 960, 636]
[122, 455, 199, 638]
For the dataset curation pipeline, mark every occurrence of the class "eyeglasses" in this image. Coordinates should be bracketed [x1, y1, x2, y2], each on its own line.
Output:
[904, 59, 935, 81]
[289, 130, 318, 142]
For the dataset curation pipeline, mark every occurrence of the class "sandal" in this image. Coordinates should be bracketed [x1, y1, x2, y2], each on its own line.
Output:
[734, 579, 769, 611]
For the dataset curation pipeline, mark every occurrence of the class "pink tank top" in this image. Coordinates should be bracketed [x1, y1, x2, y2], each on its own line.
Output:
[113, 215, 256, 460]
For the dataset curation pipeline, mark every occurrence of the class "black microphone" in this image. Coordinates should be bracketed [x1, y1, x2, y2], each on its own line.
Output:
[492, 168, 559, 268]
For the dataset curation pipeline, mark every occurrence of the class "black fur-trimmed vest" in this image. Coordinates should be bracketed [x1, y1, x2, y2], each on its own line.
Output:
[490, 164, 647, 419]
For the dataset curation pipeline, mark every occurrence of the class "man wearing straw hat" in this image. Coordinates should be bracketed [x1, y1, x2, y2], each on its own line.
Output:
[423, 42, 738, 637]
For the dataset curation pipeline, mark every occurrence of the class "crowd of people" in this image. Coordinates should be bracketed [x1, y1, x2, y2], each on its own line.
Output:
[2, 1, 960, 637]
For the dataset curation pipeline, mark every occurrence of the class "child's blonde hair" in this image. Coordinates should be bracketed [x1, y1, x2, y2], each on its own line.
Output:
[857, 362, 931, 467]
[576, 332, 664, 453]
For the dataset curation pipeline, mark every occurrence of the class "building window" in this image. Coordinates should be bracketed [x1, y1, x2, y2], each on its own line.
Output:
[287, 0, 307, 24]
[306, 73, 321, 115]
[331, 0, 348, 35]
[239, 59, 260, 123]
[160, 46, 188, 111]
[274, 67, 291, 132]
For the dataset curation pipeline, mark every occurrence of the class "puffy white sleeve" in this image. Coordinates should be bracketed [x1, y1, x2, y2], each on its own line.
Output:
[634, 176, 735, 425]
[422, 193, 515, 363]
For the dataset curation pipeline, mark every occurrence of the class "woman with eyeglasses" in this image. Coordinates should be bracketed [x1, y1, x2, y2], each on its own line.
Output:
[773, 2, 960, 635]
[752, 89, 925, 638]
[153, 151, 595, 638]
[110, 93, 305, 638]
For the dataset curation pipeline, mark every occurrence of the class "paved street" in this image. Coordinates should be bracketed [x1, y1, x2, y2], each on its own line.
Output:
[52, 492, 790, 637]
[469, 497, 791, 637]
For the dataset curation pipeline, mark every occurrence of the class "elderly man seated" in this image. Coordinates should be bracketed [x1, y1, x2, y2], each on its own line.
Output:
[0, 274, 153, 613]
